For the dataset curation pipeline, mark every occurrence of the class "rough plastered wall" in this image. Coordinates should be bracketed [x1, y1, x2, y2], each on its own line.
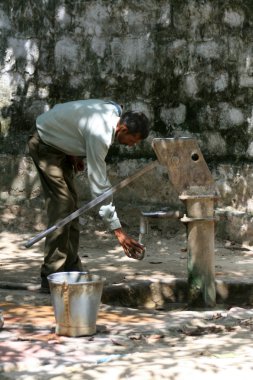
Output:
[1, 0, 253, 243]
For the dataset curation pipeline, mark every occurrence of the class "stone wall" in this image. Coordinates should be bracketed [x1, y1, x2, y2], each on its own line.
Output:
[1, 0, 253, 159]
[1, 0, 253, 243]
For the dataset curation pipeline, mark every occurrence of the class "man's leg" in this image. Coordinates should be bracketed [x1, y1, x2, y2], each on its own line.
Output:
[28, 133, 83, 288]
[61, 170, 83, 272]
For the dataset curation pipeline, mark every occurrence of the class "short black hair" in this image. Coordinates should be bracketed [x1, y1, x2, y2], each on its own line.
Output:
[119, 111, 149, 139]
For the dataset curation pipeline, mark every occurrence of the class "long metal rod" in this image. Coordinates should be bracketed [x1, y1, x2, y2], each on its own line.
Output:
[24, 160, 159, 248]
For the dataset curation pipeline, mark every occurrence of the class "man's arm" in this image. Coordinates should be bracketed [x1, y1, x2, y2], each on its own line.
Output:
[86, 136, 145, 260]
[85, 136, 121, 229]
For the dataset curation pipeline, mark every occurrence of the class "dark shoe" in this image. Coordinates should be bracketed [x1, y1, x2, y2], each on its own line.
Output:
[40, 278, 50, 293]
[39, 285, 50, 294]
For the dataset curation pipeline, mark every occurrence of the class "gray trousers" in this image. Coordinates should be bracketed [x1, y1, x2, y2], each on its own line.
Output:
[28, 132, 83, 283]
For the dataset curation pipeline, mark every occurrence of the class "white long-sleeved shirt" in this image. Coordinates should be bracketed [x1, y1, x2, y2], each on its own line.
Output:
[36, 99, 122, 230]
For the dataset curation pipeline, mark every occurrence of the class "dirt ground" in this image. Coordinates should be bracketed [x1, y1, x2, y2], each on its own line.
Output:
[1, 201, 253, 287]
[1, 201, 253, 379]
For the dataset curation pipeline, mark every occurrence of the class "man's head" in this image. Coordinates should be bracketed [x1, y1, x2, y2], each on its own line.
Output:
[115, 111, 150, 146]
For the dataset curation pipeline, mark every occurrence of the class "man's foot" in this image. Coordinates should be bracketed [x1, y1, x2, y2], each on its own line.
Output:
[40, 278, 50, 293]
[39, 285, 50, 294]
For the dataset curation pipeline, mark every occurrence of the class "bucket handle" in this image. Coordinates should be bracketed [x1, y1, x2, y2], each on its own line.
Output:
[62, 282, 71, 327]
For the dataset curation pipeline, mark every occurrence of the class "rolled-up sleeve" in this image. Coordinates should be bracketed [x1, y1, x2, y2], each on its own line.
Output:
[85, 135, 121, 230]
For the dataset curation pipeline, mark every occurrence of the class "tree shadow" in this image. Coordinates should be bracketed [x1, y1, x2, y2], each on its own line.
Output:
[1, 294, 253, 378]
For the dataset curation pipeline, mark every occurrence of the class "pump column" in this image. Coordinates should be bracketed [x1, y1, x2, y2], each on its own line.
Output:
[180, 195, 216, 307]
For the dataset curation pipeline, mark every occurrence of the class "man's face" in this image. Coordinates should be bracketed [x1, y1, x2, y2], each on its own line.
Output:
[116, 125, 143, 146]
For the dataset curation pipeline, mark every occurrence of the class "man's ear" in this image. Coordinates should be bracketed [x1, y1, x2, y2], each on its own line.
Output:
[120, 124, 129, 134]
[116, 123, 129, 134]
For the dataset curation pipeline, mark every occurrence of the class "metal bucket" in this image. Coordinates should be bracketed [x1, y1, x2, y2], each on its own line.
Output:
[47, 272, 105, 337]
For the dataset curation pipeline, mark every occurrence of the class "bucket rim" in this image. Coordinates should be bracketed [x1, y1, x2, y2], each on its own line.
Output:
[47, 271, 106, 285]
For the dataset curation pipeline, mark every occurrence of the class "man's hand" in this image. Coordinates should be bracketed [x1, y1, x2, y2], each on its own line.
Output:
[67, 156, 84, 173]
[114, 228, 145, 260]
